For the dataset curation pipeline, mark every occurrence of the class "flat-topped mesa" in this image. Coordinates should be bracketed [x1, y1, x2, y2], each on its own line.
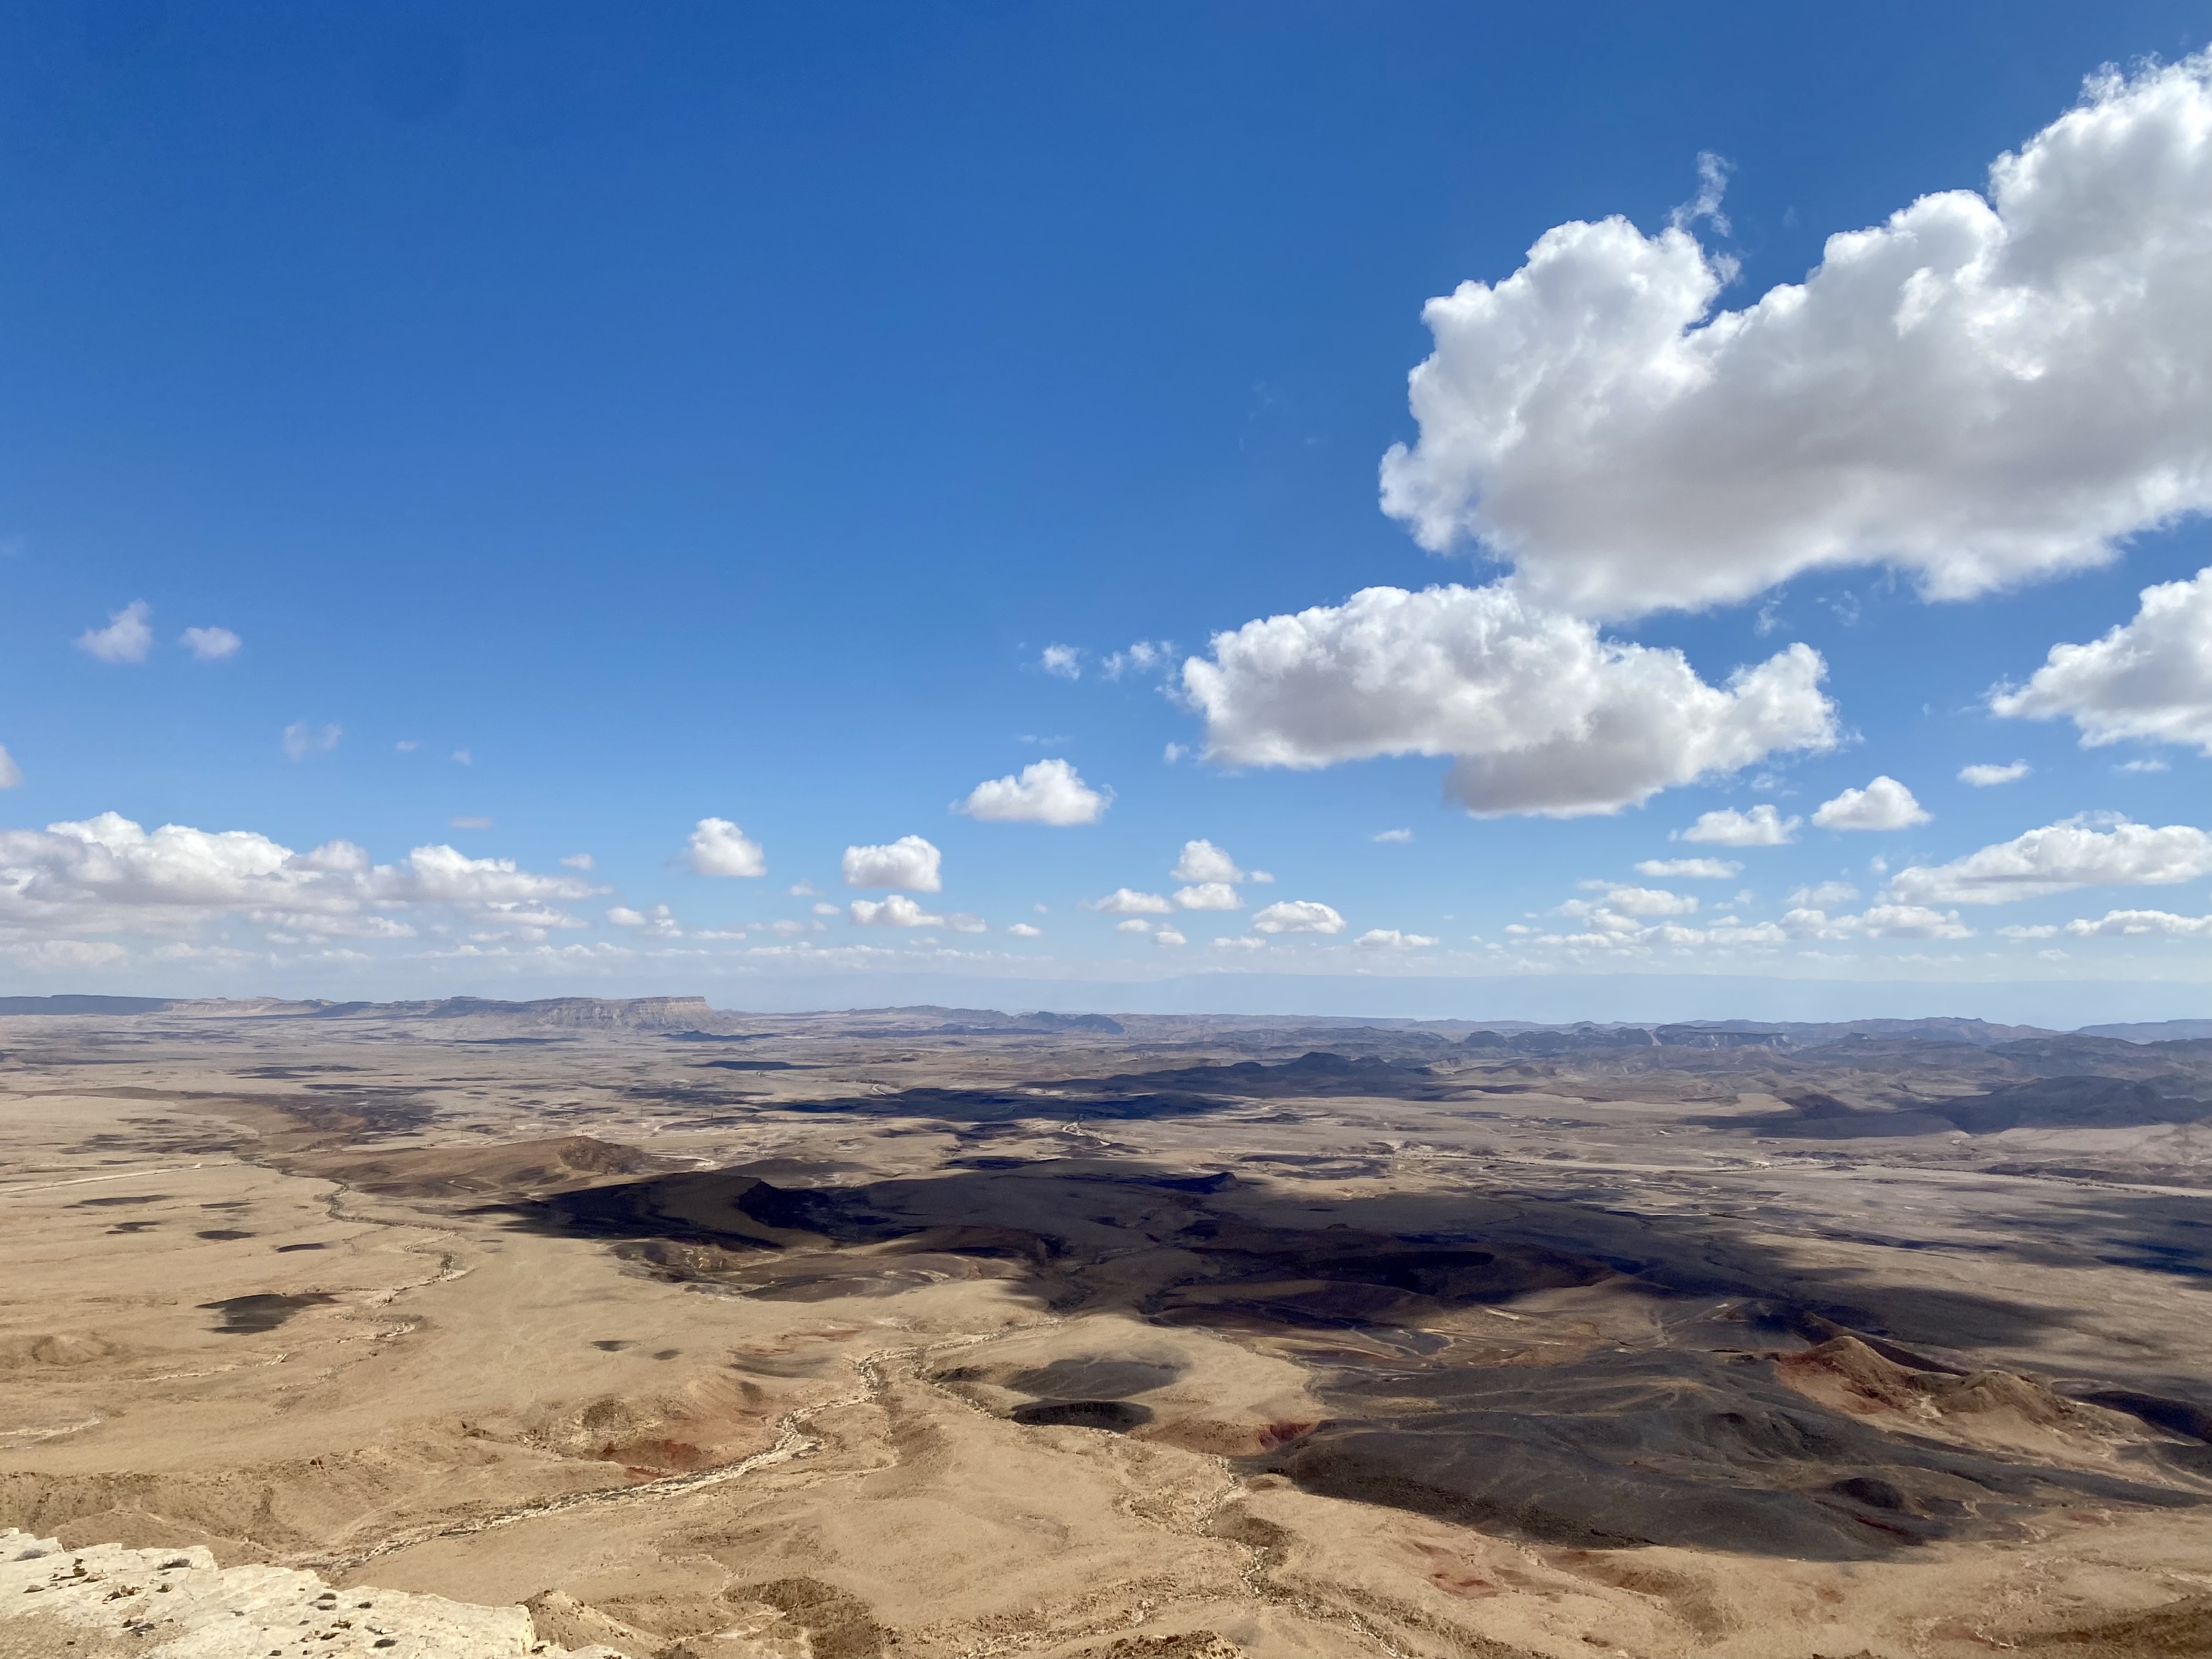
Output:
[506, 995, 716, 1028]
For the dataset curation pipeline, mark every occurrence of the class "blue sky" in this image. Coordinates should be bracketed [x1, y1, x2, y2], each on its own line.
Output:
[6, 2, 2212, 1019]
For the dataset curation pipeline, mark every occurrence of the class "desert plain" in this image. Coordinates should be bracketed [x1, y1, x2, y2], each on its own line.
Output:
[4, 994, 2212, 1658]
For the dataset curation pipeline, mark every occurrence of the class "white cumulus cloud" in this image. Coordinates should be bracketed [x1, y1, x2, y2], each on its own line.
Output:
[842, 834, 942, 891]
[1356, 928, 1438, 948]
[1680, 804, 1799, 847]
[956, 758, 1110, 825]
[1115, 918, 1153, 934]
[1592, 885, 1698, 917]
[1153, 927, 1187, 946]
[179, 625, 241, 661]
[1959, 761, 2032, 787]
[1378, 56, 2212, 617]
[1172, 882, 1242, 911]
[1250, 900, 1346, 935]
[1886, 816, 2212, 905]
[1007, 922, 1043, 938]
[850, 894, 943, 928]
[0, 812, 600, 944]
[1783, 904, 1974, 940]
[2062, 907, 2212, 937]
[687, 817, 766, 878]
[1635, 857, 1740, 879]
[1991, 565, 2212, 754]
[75, 601, 154, 664]
[0, 746, 20, 790]
[1182, 583, 1835, 817]
[1813, 776, 1931, 831]
[1790, 881, 1862, 909]
[1040, 644, 1082, 679]
[1171, 839, 1244, 883]
[1091, 888, 1173, 915]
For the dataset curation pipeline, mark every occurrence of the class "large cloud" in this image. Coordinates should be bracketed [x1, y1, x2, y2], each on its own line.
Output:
[1181, 583, 1835, 817]
[841, 835, 943, 891]
[1379, 56, 2212, 616]
[1992, 564, 2212, 754]
[1886, 816, 2212, 905]
[0, 812, 602, 941]
[955, 758, 1110, 825]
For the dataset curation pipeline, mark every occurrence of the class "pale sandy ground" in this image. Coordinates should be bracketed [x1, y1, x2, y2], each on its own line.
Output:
[3, 1005, 2211, 1658]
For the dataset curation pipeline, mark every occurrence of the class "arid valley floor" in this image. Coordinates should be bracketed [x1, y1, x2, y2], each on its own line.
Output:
[5, 995, 2212, 1658]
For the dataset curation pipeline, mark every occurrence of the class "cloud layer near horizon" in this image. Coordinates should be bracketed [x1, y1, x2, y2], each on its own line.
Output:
[0, 812, 603, 944]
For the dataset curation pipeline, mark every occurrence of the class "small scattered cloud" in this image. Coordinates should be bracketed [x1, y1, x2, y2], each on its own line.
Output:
[1790, 880, 1861, 908]
[956, 758, 1111, 825]
[812, 902, 842, 916]
[449, 816, 493, 831]
[1356, 928, 1438, 948]
[76, 601, 153, 664]
[1153, 927, 1187, 946]
[1248, 870, 1275, 883]
[1115, 917, 1153, 933]
[687, 817, 767, 878]
[1172, 882, 1241, 911]
[1372, 828, 1413, 843]
[1040, 644, 1082, 680]
[2118, 758, 2171, 774]
[1959, 760, 2031, 787]
[842, 834, 943, 891]
[1592, 885, 1697, 917]
[1996, 923, 2060, 939]
[850, 894, 943, 928]
[0, 745, 19, 789]
[452, 749, 472, 765]
[1171, 840, 1244, 883]
[1635, 857, 1740, 879]
[1813, 776, 1931, 831]
[396, 740, 419, 753]
[281, 721, 341, 761]
[1091, 888, 1173, 915]
[179, 625, 241, 661]
[1669, 149, 1734, 236]
[1680, 804, 1798, 846]
[1250, 899, 1346, 935]
[559, 853, 595, 870]
[1104, 640, 1172, 679]
[1163, 742, 1188, 764]
[1007, 922, 1043, 938]
[607, 903, 684, 938]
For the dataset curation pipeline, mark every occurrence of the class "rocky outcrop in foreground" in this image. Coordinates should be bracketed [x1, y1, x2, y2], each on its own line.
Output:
[0, 1530, 629, 1658]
